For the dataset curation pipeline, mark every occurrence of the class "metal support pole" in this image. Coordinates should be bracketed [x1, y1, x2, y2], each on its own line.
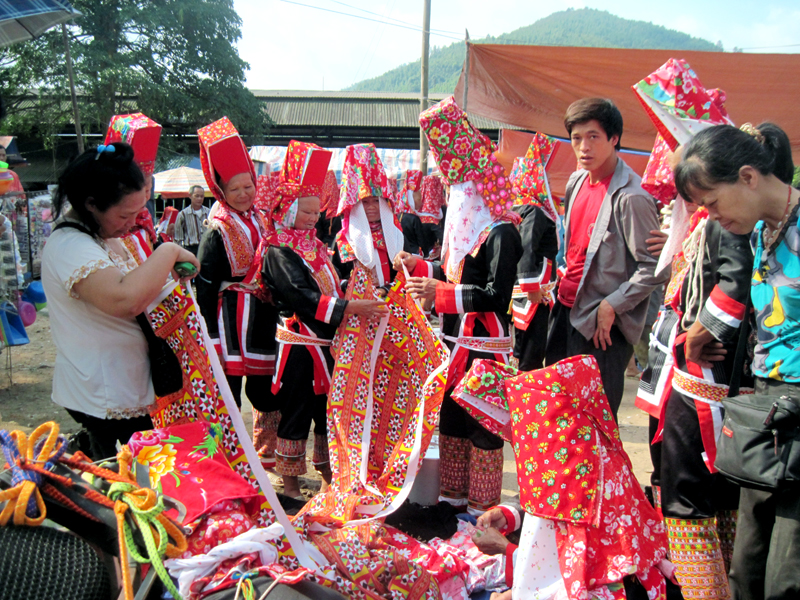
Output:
[463, 30, 470, 111]
[419, 0, 431, 174]
[61, 24, 84, 154]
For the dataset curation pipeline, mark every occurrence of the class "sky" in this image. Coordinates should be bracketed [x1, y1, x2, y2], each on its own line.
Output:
[233, 0, 799, 91]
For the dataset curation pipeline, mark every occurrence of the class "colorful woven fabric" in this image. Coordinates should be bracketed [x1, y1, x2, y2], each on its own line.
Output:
[665, 517, 731, 600]
[298, 269, 448, 527]
[276, 437, 307, 477]
[439, 435, 471, 504]
[467, 446, 503, 513]
[104, 112, 162, 177]
[181, 499, 258, 557]
[254, 172, 281, 214]
[453, 356, 669, 600]
[632, 58, 733, 151]
[253, 409, 279, 469]
[145, 282, 307, 574]
[717, 511, 737, 574]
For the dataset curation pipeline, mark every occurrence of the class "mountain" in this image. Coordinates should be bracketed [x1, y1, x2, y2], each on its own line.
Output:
[345, 8, 719, 93]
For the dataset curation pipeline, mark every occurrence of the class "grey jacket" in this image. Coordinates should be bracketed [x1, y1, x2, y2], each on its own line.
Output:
[564, 157, 666, 345]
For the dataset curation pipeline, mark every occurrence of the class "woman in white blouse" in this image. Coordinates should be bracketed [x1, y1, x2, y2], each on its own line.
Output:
[42, 143, 199, 459]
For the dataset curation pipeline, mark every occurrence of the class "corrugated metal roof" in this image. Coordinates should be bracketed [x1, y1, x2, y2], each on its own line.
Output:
[255, 91, 516, 131]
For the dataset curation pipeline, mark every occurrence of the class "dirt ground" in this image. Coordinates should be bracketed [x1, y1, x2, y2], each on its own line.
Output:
[0, 309, 653, 498]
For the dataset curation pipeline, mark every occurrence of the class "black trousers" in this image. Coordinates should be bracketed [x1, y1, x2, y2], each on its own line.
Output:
[545, 300, 633, 419]
[660, 390, 739, 518]
[729, 378, 800, 600]
[226, 374, 278, 413]
[66, 409, 153, 461]
[513, 303, 550, 372]
[274, 346, 327, 442]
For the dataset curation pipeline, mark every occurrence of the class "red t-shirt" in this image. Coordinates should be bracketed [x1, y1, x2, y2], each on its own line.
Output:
[558, 174, 612, 308]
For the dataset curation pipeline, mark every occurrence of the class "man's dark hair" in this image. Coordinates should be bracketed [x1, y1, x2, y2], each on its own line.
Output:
[190, 185, 204, 195]
[564, 98, 623, 150]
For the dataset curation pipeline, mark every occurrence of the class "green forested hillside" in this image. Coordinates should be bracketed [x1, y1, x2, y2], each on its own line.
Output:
[346, 8, 719, 93]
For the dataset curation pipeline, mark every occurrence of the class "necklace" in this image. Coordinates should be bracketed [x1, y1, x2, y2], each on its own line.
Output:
[763, 185, 794, 251]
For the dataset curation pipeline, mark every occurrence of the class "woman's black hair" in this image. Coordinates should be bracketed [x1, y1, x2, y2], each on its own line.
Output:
[54, 142, 145, 234]
[675, 122, 795, 202]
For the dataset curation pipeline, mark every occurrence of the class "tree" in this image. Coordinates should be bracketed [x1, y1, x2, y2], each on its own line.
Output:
[0, 0, 271, 150]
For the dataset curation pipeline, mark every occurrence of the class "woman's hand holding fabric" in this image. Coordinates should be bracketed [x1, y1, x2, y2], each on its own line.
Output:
[344, 299, 388, 320]
[405, 277, 437, 301]
[393, 250, 419, 273]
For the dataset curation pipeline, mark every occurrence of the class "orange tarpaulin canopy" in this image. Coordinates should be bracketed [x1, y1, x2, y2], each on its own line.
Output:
[454, 45, 800, 163]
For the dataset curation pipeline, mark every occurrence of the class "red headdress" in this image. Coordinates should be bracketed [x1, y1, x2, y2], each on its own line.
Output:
[104, 112, 162, 178]
[197, 117, 257, 204]
[272, 140, 332, 228]
[319, 171, 340, 220]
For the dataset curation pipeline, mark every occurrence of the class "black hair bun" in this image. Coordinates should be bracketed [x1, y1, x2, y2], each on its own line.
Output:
[96, 142, 136, 166]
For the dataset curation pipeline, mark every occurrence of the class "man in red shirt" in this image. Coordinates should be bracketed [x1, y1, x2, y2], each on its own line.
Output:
[545, 98, 664, 418]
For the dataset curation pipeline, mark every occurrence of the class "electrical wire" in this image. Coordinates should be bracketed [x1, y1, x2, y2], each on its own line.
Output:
[274, 0, 464, 41]
[323, 0, 461, 36]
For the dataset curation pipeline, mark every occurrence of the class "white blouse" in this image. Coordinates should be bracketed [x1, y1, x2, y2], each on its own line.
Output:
[42, 226, 154, 419]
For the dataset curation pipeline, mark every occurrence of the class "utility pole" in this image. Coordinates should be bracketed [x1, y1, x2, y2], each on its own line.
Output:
[419, 0, 431, 175]
[463, 30, 470, 111]
[62, 24, 84, 154]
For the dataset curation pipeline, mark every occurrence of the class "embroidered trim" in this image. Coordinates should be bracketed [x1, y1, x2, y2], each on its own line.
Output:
[66, 259, 115, 298]
[105, 403, 155, 420]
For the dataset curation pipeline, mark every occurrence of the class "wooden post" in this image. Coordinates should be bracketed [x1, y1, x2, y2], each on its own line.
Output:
[419, 0, 431, 174]
[463, 30, 470, 111]
[61, 24, 84, 154]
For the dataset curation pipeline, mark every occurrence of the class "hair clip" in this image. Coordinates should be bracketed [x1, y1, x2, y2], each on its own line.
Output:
[95, 144, 116, 160]
[740, 123, 765, 144]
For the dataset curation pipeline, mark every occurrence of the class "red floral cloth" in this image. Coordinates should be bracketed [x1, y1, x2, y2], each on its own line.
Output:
[452, 356, 669, 600]
[632, 58, 733, 151]
[641, 134, 678, 205]
[129, 421, 261, 525]
[419, 175, 446, 223]
[320, 170, 340, 219]
[511, 132, 561, 222]
[336, 143, 395, 215]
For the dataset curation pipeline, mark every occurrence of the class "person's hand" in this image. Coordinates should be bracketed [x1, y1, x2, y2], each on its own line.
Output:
[170, 245, 200, 282]
[393, 250, 419, 273]
[405, 277, 437, 301]
[344, 299, 388, 320]
[646, 229, 669, 257]
[490, 591, 512, 600]
[476, 507, 508, 531]
[685, 320, 726, 367]
[472, 527, 510, 555]
[592, 299, 616, 350]
[527, 289, 544, 304]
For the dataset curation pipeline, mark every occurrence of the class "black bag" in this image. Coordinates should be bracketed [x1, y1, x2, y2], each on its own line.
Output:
[715, 393, 800, 490]
[714, 293, 800, 490]
[134, 313, 184, 397]
[54, 221, 184, 397]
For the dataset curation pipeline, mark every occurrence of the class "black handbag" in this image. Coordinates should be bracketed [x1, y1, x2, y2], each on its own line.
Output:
[54, 221, 184, 397]
[714, 296, 800, 490]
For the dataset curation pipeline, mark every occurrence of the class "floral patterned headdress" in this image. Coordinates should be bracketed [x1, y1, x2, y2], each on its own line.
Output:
[272, 140, 332, 228]
[633, 58, 734, 205]
[509, 132, 561, 222]
[419, 95, 516, 219]
[336, 143, 395, 216]
[104, 112, 162, 178]
[198, 117, 257, 204]
[418, 175, 446, 224]
[396, 169, 423, 215]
